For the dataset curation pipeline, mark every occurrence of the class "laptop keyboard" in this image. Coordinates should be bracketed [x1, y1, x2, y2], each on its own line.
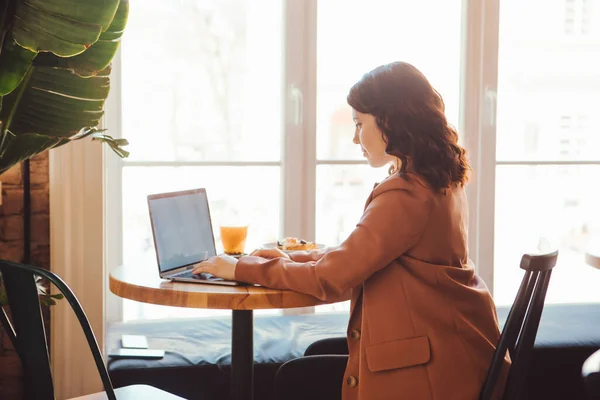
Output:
[172, 270, 221, 281]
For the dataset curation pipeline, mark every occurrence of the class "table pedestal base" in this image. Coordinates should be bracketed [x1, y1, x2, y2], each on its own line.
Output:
[231, 310, 253, 400]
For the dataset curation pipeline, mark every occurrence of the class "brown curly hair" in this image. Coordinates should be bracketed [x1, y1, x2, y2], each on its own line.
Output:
[347, 61, 470, 192]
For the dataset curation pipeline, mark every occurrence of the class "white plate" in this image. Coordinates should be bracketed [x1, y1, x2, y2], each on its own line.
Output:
[261, 241, 326, 253]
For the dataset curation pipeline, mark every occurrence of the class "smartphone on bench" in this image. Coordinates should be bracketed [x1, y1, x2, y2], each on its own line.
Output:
[109, 335, 164, 359]
[108, 348, 165, 359]
[121, 334, 149, 349]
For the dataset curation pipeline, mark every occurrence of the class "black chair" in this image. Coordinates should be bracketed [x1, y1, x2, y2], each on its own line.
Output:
[275, 250, 558, 400]
[0, 259, 185, 400]
[582, 252, 600, 400]
[582, 349, 600, 400]
[480, 250, 558, 400]
[275, 355, 348, 400]
[304, 337, 349, 357]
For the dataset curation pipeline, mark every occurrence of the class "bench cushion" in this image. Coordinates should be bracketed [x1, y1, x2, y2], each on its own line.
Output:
[107, 313, 348, 400]
[107, 304, 600, 400]
[108, 312, 349, 367]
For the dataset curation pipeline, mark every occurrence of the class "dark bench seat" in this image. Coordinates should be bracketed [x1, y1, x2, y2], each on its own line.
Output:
[107, 304, 600, 400]
[107, 312, 349, 400]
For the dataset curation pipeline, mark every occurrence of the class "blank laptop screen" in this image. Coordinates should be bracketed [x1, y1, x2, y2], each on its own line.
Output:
[148, 190, 216, 273]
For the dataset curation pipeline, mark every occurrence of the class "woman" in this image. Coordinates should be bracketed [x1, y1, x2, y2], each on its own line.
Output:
[193, 61, 510, 400]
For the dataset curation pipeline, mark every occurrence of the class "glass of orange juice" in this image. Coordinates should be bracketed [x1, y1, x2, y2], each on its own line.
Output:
[220, 225, 248, 256]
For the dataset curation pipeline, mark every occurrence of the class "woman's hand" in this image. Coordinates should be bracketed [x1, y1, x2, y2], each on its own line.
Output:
[192, 255, 238, 281]
[249, 248, 291, 260]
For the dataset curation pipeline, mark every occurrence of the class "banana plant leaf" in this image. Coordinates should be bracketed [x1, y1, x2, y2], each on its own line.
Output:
[0, 0, 129, 175]
[12, 0, 120, 57]
[66, 0, 129, 77]
[0, 35, 36, 96]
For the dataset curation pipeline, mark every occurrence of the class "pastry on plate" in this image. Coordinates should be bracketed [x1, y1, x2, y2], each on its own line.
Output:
[277, 237, 317, 251]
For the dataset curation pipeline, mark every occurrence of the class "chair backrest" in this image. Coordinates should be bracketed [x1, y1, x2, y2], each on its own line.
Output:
[479, 249, 558, 400]
[0, 260, 117, 400]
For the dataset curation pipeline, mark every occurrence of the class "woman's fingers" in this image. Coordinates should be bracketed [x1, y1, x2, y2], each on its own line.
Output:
[192, 266, 208, 275]
[247, 248, 291, 259]
[257, 249, 276, 258]
[192, 258, 216, 275]
[250, 249, 268, 257]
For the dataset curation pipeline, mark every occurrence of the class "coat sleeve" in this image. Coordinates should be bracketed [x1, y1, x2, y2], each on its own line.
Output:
[235, 187, 432, 302]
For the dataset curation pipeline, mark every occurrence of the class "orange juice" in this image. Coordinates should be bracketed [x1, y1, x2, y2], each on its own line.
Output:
[220, 225, 248, 255]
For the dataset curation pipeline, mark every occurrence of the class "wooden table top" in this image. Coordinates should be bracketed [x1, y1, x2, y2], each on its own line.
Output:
[109, 265, 329, 310]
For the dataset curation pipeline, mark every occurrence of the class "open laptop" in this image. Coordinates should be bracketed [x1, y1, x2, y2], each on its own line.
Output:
[147, 188, 242, 286]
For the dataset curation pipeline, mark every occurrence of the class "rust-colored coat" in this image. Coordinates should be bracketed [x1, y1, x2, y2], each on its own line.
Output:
[236, 173, 510, 400]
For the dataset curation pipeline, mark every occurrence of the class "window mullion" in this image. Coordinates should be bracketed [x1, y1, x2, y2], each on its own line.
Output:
[282, 0, 317, 316]
[496, 160, 600, 166]
[103, 45, 125, 328]
[123, 161, 282, 167]
[281, 0, 317, 242]
[303, 0, 318, 243]
[460, 0, 500, 292]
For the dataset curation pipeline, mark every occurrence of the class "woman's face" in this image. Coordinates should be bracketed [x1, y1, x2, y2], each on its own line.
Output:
[352, 109, 395, 168]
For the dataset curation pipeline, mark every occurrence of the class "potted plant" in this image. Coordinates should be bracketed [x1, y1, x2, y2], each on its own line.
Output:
[0, 0, 130, 353]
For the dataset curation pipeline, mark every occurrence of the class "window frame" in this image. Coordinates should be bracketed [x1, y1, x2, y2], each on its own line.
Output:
[100, 0, 502, 323]
[461, 0, 501, 291]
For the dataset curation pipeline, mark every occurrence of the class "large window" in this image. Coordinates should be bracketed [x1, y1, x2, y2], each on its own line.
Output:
[493, 0, 600, 305]
[313, 0, 462, 312]
[107, 0, 600, 322]
[120, 0, 284, 320]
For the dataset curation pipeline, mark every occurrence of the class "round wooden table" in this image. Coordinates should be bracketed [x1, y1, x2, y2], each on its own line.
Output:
[109, 265, 330, 400]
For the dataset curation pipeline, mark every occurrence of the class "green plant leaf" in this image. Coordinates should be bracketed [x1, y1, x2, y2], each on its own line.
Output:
[24, 0, 120, 32]
[40, 297, 57, 307]
[0, 65, 126, 174]
[1, 66, 107, 134]
[28, 66, 110, 99]
[89, 131, 130, 158]
[0, 131, 66, 175]
[66, 0, 129, 77]
[0, 36, 37, 95]
[12, 0, 120, 57]
[0, 0, 129, 175]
